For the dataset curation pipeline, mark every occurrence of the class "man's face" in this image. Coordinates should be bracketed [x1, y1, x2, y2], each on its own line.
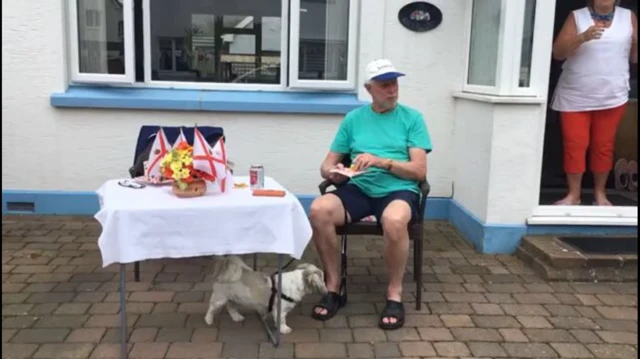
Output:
[366, 79, 399, 110]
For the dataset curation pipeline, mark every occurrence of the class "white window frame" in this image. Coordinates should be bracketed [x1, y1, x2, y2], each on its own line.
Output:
[288, 0, 359, 90]
[529, 206, 638, 226]
[462, 0, 551, 97]
[67, 0, 360, 92]
[67, 0, 136, 84]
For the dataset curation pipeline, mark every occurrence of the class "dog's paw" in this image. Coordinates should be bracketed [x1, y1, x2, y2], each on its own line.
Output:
[279, 325, 292, 334]
[204, 314, 214, 326]
[229, 312, 245, 322]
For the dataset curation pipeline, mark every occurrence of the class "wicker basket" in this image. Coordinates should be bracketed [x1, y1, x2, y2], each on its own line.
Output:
[172, 178, 206, 198]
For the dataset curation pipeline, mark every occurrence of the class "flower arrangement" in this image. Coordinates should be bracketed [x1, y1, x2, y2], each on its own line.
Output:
[160, 141, 215, 190]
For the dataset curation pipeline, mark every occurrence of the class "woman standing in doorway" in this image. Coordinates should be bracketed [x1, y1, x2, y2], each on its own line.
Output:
[551, 0, 637, 205]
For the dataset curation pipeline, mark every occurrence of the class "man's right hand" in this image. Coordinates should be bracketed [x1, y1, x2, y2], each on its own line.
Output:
[327, 163, 349, 185]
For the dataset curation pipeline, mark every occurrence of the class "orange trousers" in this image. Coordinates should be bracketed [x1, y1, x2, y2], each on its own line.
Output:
[560, 103, 627, 174]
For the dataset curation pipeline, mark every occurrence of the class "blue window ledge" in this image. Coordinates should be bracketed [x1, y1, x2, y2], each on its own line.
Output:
[50, 86, 367, 115]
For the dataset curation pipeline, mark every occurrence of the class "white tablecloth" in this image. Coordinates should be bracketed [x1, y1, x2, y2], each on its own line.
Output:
[95, 176, 312, 267]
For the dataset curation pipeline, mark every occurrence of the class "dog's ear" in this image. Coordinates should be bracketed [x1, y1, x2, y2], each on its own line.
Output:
[303, 268, 327, 293]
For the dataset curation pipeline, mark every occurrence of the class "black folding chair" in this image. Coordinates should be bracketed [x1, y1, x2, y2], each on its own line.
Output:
[129, 125, 224, 281]
[318, 155, 429, 310]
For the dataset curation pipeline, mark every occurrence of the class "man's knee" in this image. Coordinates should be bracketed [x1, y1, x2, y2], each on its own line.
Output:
[381, 200, 412, 240]
[310, 194, 343, 226]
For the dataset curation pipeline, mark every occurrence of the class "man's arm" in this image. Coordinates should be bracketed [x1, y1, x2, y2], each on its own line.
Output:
[320, 151, 345, 180]
[383, 148, 427, 182]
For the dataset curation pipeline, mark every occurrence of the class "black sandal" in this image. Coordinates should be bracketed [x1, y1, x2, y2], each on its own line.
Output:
[378, 300, 405, 330]
[311, 291, 346, 321]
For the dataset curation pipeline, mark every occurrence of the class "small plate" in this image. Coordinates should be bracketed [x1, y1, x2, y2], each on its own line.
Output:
[133, 176, 173, 186]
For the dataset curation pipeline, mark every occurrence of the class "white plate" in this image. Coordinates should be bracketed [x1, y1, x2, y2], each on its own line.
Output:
[133, 176, 173, 186]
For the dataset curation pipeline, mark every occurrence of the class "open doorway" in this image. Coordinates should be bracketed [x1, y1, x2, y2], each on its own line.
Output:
[539, 0, 638, 207]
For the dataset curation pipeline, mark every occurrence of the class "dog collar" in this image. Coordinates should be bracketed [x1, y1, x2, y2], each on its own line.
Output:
[268, 274, 296, 313]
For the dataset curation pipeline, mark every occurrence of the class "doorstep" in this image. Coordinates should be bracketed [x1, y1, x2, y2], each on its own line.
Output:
[516, 235, 637, 282]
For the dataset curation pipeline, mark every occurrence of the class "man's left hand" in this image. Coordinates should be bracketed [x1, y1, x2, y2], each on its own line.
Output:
[353, 153, 383, 171]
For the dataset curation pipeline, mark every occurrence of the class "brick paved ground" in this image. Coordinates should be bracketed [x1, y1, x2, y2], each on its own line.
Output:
[2, 215, 638, 359]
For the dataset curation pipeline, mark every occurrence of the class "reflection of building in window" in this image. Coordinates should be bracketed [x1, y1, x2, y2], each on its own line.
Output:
[299, 40, 347, 80]
[77, 0, 124, 75]
[151, 9, 282, 83]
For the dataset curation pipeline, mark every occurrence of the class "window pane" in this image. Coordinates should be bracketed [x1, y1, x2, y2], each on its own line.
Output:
[519, 0, 536, 87]
[77, 0, 125, 74]
[467, 0, 501, 86]
[149, 0, 282, 84]
[297, 0, 349, 81]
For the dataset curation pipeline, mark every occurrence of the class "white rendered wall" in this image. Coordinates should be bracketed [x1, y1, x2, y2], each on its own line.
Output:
[451, 99, 495, 221]
[486, 104, 546, 224]
[2, 0, 465, 199]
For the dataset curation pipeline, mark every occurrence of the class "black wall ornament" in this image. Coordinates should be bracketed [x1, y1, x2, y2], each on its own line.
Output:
[398, 2, 443, 33]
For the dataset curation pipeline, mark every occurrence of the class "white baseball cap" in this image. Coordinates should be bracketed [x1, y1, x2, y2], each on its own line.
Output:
[366, 59, 405, 82]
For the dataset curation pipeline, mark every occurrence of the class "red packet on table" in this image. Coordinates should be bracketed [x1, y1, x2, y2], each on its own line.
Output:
[252, 189, 286, 197]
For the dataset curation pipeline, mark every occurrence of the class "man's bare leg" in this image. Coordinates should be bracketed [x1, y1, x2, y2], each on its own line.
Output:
[380, 200, 412, 325]
[309, 194, 348, 316]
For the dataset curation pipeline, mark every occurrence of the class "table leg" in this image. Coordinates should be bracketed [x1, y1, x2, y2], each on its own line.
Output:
[257, 254, 283, 347]
[275, 254, 283, 346]
[120, 264, 128, 359]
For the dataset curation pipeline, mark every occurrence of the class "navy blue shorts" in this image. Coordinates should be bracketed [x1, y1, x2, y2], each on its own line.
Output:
[329, 184, 420, 224]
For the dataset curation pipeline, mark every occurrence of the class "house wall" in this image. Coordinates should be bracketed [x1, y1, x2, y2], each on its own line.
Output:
[1, 0, 466, 199]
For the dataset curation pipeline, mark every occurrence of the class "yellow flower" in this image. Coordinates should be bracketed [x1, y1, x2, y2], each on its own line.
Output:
[178, 168, 190, 179]
[170, 161, 183, 173]
[162, 152, 173, 165]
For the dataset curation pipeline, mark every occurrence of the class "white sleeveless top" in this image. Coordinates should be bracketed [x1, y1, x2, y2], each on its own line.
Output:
[551, 7, 632, 112]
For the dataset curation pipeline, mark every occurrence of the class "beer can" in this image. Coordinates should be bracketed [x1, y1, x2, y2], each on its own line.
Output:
[249, 165, 264, 189]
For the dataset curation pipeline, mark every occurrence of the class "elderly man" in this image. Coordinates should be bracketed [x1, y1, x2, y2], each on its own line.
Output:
[309, 59, 432, 330]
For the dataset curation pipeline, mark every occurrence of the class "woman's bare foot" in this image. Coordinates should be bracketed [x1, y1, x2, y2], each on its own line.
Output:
[594, 192, 612, 206]
[554, 195, 581, 205]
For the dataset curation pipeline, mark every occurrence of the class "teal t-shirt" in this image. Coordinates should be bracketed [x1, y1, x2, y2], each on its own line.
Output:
[330, 104, 433, 197]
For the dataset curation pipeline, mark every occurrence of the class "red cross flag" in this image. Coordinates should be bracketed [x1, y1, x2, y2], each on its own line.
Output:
[211, 137, 229, 192]
[145, 128, 169, 179]
[192, 127, 227, 188]
[172, 128, 187, 149]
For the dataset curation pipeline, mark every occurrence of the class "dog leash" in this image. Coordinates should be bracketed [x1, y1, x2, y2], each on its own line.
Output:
[267, 273, 296, 312]
[267, 259, 297, 313]
[270, 258, 295, 276]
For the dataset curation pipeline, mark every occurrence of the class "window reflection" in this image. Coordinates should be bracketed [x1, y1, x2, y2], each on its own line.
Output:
[149, 0, 282, 84]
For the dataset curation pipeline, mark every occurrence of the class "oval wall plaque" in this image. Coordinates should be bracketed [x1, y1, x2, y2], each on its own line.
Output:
[398, 2, 443, 33]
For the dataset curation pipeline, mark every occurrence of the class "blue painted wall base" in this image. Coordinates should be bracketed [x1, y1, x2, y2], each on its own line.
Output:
[2, 190, 636, 254]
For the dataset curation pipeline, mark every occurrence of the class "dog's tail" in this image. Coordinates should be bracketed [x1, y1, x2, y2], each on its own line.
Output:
[210, 255, 252, 282]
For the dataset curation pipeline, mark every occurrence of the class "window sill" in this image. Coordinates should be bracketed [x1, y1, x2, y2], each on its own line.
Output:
[452, 91, 546, 104]
[50, 86, 367, 115]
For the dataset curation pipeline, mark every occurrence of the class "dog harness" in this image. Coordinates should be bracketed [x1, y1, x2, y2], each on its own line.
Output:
[267, 273, 295, 313]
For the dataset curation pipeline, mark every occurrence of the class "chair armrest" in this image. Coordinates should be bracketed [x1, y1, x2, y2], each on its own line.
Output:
[319, 179, 335, 195]
[419, 180, 431, 197]
[417, 179, 431, 223]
